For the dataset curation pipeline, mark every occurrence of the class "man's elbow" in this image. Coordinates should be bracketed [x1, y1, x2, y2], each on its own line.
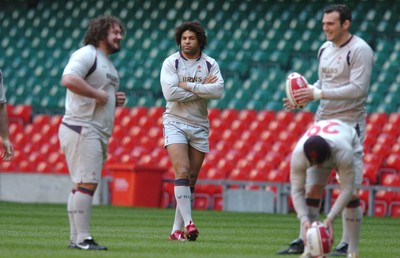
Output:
[61, 75, 75, 88]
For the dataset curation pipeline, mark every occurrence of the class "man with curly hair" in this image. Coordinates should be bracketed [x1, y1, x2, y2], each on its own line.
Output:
[59, 15, 126, 251]
[160, 21, 224, 241]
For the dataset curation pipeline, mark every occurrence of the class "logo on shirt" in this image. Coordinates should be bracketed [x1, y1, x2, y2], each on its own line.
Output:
[107, 73, 119, 87]
[182, 76, 202, 83]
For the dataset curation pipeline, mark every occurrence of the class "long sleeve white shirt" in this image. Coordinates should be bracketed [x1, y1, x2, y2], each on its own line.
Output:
[160, 51, 224, 131]
[290, 119, 363, 223]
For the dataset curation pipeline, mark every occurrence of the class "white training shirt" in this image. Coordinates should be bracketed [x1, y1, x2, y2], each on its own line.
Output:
[290, 119, 363, 223]
[62, 45, 119, 137]
[160, 51, 224, 131]
[313, 35, 374, 124]
[0, 70, 6, 103]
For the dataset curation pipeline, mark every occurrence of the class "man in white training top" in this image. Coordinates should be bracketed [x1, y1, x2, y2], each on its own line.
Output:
[291, 119, 363, 258]
[281, 4, 373, 257]
[160, 21, 224, 241]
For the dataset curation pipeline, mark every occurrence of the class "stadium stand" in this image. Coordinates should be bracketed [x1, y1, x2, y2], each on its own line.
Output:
[0, 0, 399, 216]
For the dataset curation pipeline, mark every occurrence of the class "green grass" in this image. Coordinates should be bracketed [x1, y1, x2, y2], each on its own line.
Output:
[0, 201, 399, 258]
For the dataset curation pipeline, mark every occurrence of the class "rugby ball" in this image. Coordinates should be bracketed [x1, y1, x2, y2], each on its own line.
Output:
[306, 221, 333, 257]
[285, 72, 309, 108]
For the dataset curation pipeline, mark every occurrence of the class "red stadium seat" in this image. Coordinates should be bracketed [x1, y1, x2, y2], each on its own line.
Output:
[368, 112, 388, 126]
[294, 111, 314, 124]
[229, 168, 249, 181]
[137, 116, 154, 129]
[230, 119, 247, 133]
[148, 126, 163, 139]
[220, 109, 239, 122]
[207, 167, 226, 181]
[264, 152, 283, 169]
[235, 159, 253, 172]
[111, 124, 125, 140]
[362, 163, 379, 185]
[10, 149, 25, 164]
[275, 110, 294, 124]
[363, 132, 376, 153]
[128, 125, 146, 139]
[119, 115, 136, 129]
[114, 106, 130, 121]
[381, 123, 400, 137]
[54, 160, 69, 174]
[267, 169, 286, 182]
[255, 159, 273, 173]
[374, 200, 388, 217]
[271, 141, 291, 156]
[158, 155, 171, 168]
[49, 115, 63, 129]
[371, 143, 391, 161]
[278, 130, 298, 146]
[267, 120, 285, 135]
[215, 140, 232, 154]
[286, 121, 306, 136]
[210, 118, 228, 132]
[382, 154, 400, 171]
[389, 202, 400, 218]
[193, 192, 212, 210]
[246, 169, 268, 190]
[249, 168, 268, 182]
[391, 143, 400, 155]
[245, 150, 264, 164]
[376, 133, 396, 146]
[248, 120, 267, 134]
[256, 110, 275, 124]
[232, 139, 251, 154]
[36, 161, 54, 173]
[24, 123, 39, 136]
[388, 113, 400, 125]
[375, 189, 395, 205]
[237, 109, 257, 124]
[11, 104, 32, 124]
[8, 123, 23, 138]
[216, 158, 235, 176]
[32, 114, 51, 126]
[129, 106, 147, 120]
[380, 173, 400, 187]
[277, 155, 291, 181]
[18, 160, 35, 172]
[207, 108, 221, 122]
[240, 130, 257, 144]
[259, 131, 275, 146]
[147, 106, 165, 120]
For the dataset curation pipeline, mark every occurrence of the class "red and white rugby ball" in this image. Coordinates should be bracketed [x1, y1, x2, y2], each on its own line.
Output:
[285, 72, 309, 108]
[306, 221, 333, 257]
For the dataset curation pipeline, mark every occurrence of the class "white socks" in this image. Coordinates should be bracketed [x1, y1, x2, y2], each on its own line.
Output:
[69, 188, 94, 243]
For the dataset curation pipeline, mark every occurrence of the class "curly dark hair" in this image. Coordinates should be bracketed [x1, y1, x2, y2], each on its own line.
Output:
[175, 21, 207, 51]
[83, 15, 125, 47]
[324, 4, 352, 25]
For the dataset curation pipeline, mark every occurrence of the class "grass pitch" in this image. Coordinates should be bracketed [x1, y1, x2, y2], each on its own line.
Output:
[0, 201, 398, 258]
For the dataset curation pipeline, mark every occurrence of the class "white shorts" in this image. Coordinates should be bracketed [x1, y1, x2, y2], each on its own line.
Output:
[59, 123, 108, 184]
[163, 121, 209, 153]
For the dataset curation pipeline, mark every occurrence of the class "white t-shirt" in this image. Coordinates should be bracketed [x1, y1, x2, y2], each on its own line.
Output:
[290, 119, 363, 222]
[62, 45, 119, 137]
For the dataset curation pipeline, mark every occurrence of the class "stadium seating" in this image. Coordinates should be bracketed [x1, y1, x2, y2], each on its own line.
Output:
[0, 0, 399, 215]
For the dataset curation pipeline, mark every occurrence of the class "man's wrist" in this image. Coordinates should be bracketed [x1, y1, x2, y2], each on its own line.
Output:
[313, 88, 322, 100]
